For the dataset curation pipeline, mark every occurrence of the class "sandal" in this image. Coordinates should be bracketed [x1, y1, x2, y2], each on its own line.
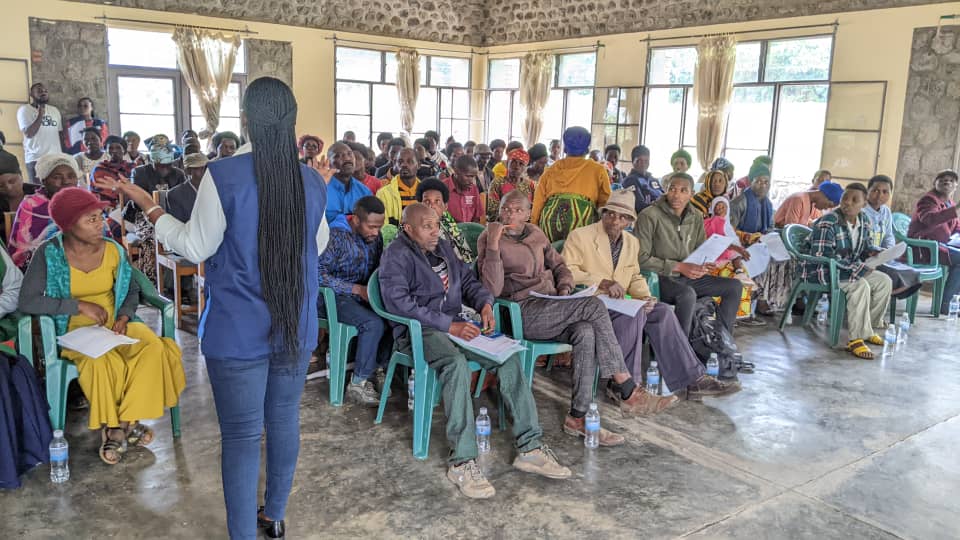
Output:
[126, 423, 155, 447]
[846, 339, 875, 360]
[865, 335, 884, 346]
[99, 428, 126, 465]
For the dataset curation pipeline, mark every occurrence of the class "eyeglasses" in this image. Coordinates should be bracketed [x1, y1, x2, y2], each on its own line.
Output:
[500, 206, 529, 215]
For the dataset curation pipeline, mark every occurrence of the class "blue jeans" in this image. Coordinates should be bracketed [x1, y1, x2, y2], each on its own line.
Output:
[321, 294, 390, 381]
[205, 351, 310, 540]
[942, 246, 960, 314]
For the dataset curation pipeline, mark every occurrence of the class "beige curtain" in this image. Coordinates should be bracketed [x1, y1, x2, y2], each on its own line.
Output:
[693, 35, 738, 170]
[172, 27, 240, 139]
[519, 52, 554, 146]
[395, 48, 421, 136]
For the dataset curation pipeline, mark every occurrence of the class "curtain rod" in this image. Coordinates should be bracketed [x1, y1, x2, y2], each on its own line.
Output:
[478, 41, 604, 56]
[641, 21, 838, 43]
[328, 36, 479, 55]
[94, 15, 259, 35]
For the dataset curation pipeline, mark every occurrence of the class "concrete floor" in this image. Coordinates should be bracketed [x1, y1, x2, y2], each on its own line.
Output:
[3, 296, 959, 539]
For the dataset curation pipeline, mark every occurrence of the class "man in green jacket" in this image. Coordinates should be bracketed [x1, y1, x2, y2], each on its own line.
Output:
[634, 173, 743, 337]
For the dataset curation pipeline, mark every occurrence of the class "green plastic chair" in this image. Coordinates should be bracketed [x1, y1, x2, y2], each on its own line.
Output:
[458, 222, 485, 256]
[381, 224, 399, 247]
[39, 268, 181, 437]
[891, 212, 947, 320]
[777, 224, 846, 347]
[551, 238, 660, 298]
[367, 269, 503, 460]
[317, 287, 359, 406]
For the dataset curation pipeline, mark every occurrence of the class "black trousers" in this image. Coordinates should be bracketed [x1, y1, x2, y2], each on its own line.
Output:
[658, 274, 743, 337]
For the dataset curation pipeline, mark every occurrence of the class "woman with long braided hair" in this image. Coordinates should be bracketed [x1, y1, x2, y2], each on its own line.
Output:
[95, 77, 329, 539]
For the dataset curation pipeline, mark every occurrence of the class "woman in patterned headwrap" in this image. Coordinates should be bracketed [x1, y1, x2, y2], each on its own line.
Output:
[486, 148, 536, 223]
[298, 134, 326, 179]
[532, 126, 611, 242]
[690, 169, 729, 216]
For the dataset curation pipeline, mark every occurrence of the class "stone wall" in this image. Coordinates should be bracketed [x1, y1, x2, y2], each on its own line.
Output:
[893, 25, 960, 213]
[28, 18, 108, 124]
[246, 39, 293, 88]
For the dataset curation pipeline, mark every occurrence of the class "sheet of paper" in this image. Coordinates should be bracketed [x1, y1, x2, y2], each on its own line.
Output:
[56, 325, 139, 359]
[760, 232, 792, 262]
[598, 295, 647, 316]
[529, 284, 598, 300]
[447, 333, 526, 364]
[683, 235, 734, 265]
[864, 242, 906, 269]
[743, 243, 772, 278]
[949, 233, 960, 247]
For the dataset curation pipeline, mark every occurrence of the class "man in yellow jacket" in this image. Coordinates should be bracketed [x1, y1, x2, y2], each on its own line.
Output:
[376, 148, 421, 226]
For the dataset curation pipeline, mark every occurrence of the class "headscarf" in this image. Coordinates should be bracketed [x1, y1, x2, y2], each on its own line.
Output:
[562, 126, 591, 156]
[749, 163, 771, 181]
[691, 170, 729, 215]
[35, 153, 81, 181]
[671, 149, 692, 166]
[297, 134, 324, 157]
[709, 196, 738, 240]
[527, 143, 548, 162]
[0, 149, 21, 175]
[507, 148, 530, 166]
[49, 187, 111, 233]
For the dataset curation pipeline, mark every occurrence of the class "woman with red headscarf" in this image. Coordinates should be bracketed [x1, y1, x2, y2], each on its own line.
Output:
[486, 148, 536, 223]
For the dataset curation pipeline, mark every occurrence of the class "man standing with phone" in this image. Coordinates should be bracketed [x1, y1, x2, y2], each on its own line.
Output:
[17, 83, 63, 184]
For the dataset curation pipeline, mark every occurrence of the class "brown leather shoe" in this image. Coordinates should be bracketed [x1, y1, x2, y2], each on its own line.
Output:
[687, 375, 741, 399]
[607, 386, 678, 417]
[562, 415, 626, 446]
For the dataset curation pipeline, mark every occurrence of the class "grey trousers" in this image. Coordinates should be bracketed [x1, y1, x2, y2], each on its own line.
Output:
[518, 296, 629, 413]
[609, 302, 705, 390]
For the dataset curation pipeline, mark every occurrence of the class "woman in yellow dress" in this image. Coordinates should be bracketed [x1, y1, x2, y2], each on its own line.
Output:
[18, 187, 185, 465]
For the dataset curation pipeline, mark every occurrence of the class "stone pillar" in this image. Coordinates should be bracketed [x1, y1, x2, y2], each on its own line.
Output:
[245, 39, 294, 88]
[28, 18, 108, 124]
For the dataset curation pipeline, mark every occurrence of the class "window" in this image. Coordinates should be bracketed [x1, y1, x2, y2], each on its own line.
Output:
[107, 28, 246, 151]
[485, 52, 597, 146]
[642, 36, 833, 198]
[591, 87, 642, 169]
[335, 47, 471, 148]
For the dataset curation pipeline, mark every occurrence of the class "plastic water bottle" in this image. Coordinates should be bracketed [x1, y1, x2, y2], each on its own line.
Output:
[476, 407, 491, 454]
[407, 371, 415, 411]
[816, 294, 829, 325]
[882, 324, 897, 359]
[49, 430, 69, 484]
[949, 295, 960, 322]
[898, 313, 910, 345]
[645, 362, 660, 395]
[584, 403, 600, 449]
[706, 353, 720, 378]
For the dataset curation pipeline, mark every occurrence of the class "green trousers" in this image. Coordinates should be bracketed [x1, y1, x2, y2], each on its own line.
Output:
[397, 327, 543, 464]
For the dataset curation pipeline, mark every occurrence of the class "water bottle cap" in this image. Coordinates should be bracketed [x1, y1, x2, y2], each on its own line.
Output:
[53, 430, 63, 438]
[479, 407, 488, 414]
[709, 352, 717, 359]
[650, 361, 658, 367]
[588, 403, 598, 411]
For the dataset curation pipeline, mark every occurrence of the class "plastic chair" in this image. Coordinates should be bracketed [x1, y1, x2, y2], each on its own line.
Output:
[311, 287, 358, 406]
[551, 238, 660, 299]
[458, 222, 485, 256]
[891, 212, 947, 320]
[367, 270, 503, 460]
[481, 299, 569, 394]
[39, 268, 182, 437]
[777, 224, 846, 347]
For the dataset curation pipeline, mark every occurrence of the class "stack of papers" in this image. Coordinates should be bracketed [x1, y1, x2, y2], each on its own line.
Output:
[760, 232, 792, 262]
[529, 284, 598, 300]
[744, 243, 772, 277]
[598, 295, 647, 316]
[864, 242, 906, 269]
[57, 325, 139, 358]
[683, 235, 734, 265]
[448, 333, 526, 364]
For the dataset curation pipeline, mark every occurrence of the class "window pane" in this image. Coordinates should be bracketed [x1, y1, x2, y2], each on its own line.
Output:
[109, 29, 177, 69]
[120, 114, 175, 145]
[192, 117, 242, 147]
[539, 89, 564, 146]
[594, 88, 619, 124]
[617, 125, 640, 160]
[452, 90, 470, 119]
[733, 42, 761, 84]
[336, 47, 382, 82]
[451, 120, 470, 144]
[233, 43, 246, 74]
[336, 82, 370, 115]
[643, 87, 684, 173]
[565, 89, 593, 133]
[556, 53, 596, 87]
[486, 91, 512, 143]
[489, 58, 520, 89]
[724, 86, 774, 151]
[619, 88, 643, 125]
[413, 88, 438, 135]
[683, 91, 698, 147]
[764, 36, 833, 82]
[683, 145, 703, 181]
[190, 82, 241, 123]
[771, 84, 828, 204]
[511, 92, 524, 143]
[372, 84, 401, 133]
[430, 56, 470, 88]
[591, 124, 616, 154]
[336, 114, 370, 146]
[118, 77, 175, 114]
[723, 149, 767, 184]
[648, 47, 696, 85]
[440, 88, 453, 117]
[385, 54, 427, 85]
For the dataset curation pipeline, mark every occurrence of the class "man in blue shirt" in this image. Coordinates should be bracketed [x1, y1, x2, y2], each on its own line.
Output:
[325, 142, 372, 226]
[622, 145, 663, 213]
[318, 196, 388, 406]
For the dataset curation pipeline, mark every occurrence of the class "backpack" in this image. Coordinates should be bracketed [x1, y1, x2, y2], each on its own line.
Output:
[688, 298, 739, 379]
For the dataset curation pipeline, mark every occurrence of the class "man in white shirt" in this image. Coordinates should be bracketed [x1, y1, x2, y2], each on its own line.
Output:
[17, 83, 63, 184]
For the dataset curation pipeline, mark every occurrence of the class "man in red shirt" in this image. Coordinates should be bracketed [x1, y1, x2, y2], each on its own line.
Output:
[443, 155, 484, 223]
[907, 169, 960, 314]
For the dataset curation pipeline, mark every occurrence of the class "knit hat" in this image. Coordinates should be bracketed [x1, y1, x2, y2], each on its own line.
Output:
[752, 155, 773, 167]
[527, 143, 548, 162]
[49, 187, 111, 232]
[475, 143, 492, 155]
[183, 153, 209, 169]
[0, 149, 20, 175]
[35, 153, 80, 181]
[818, 181, 843, 205]
[599, 187, 638, 221]
[749, 163, 771, 181]
[562, 126, 591, 156]
[507, 148, 530, 166]
[671, 149, 692, 166]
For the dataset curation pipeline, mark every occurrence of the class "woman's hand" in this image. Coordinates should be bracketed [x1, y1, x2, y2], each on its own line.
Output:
[78, 301, 108, 326]
[93, 175, 154, 213]
[112, 315, 129, 335]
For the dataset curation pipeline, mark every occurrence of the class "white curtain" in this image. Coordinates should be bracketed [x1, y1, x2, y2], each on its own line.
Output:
[171, 27, 240, 138]
[693, 35, 738, 170]
[395, 48, 421, 136]
[519, 52, 554, 146]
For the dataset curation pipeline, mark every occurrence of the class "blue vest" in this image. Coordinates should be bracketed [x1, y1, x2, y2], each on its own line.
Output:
[200, 153, 326, 359]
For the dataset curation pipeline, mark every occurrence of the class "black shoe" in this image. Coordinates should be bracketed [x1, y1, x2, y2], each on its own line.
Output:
[258, 506, 285, 539]
[736, 360, 756, 374]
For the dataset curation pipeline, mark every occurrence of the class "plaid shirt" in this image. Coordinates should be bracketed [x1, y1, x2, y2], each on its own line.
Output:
[317, 225, 383, 297]
[800, 210, 878, 285]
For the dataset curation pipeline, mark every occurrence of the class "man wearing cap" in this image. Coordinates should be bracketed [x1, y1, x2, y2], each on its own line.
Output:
[908, 169, 960, 314]
[532, 126, 611, 242]
[130, 137, 187, 195]
[17, 83, 63, 184]
[636, 172, 743, 340]
[670, 149, 692, 174]
[443, 155, 484, 224]
[775, 181, 841, 228]
[526, 143, 549, 183]
[487, 148, 535, 223]
[729, 155, 772, 199]
[167, 153, 209, 223]
[730, 163, 778, 314]
[622, 145, 663, 214]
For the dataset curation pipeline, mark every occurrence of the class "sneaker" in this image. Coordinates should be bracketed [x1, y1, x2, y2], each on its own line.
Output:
[347, 379, 380, 407]
[513, 444, 572, 479]
[447, 460, 496, 499]
[607, 385, 678, 417]
[687, 375, 741, 399]
[373, 368, 389, 394]
[562, 415, 625, 447]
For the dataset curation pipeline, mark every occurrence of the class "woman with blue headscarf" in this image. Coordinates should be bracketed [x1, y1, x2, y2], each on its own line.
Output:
[531, 126, 611, 242]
